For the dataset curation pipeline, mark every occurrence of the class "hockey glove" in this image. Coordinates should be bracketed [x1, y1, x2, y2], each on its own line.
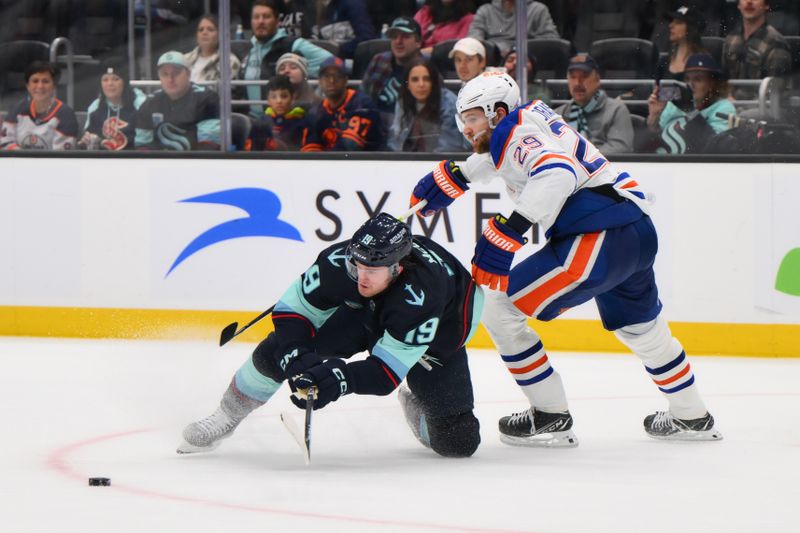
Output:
[410, 160, 469, 217]
[471, 215, 527, 292]
[278, 348, 323, 382]
[290, 359, 352, 411]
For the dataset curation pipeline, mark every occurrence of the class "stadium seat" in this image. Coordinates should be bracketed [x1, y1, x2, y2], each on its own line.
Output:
[590, 38, 659, 79]
[231, 112, 252, 151]
[230, 39, 251, 62]
[309, 39, 342, 58]
[768, 9, 800, 37]
[573, 0, 640, 53]
[786, 36, 800, 73]
[352, 39, 391, 79]
[701, 36, 725, 67]
[527, 38, 574, 81]
[0, 40, 51, 111]
[431, 38, 502, 79]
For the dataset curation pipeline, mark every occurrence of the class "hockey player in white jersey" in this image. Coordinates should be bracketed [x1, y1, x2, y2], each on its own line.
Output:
[409, 71, 721, 447]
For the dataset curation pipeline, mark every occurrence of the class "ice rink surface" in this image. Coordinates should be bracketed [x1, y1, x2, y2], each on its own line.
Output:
[1, 336, 798, 533]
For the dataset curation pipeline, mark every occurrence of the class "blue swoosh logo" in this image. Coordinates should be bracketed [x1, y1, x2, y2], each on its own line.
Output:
[166, 188, 303, 276]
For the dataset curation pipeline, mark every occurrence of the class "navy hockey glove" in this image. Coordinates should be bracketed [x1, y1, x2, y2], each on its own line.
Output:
[410, 160, 469, 217]
[472, 215, 527, 292]
[290, 359, 352, 411]
[278, 348, 322, 382]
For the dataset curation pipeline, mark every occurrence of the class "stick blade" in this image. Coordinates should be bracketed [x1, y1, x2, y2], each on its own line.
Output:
[219, 322, 239, 346]
[280, 411, 311, 465]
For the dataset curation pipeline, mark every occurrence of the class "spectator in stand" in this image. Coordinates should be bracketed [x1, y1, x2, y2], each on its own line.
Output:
[135, 51, 221, 151]
[504, 46, 551, 105]
[362, 16, 424, 136]
[450, 37, 487, 86]
[657, 6, 706, 80]
[647, 53, 735, 154]
[303, 56, 383, 151]
[184, 14, 242, 87]
[276, 52, 321, 108]
[468, 0, 558, 57]
[79, 58, 147, 151]
[723, 0, 791, 98]
[279, 0, 314, 38]
[312, 0, 377, 59]
[414, 0, 475, 54]
[555, 54, 634, 154]
[388, 58, 464, 152]
[239, 0, 333, 118]
[0, 61, 78, 150]
[248, 74, 310, 151]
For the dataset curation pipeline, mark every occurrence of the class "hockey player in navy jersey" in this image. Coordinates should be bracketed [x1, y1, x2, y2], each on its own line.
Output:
[178, 213, 484, 458]
[410, 71, 721, 446]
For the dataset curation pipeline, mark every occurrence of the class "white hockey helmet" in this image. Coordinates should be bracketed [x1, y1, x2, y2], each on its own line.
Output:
[455, 71, 521, 132]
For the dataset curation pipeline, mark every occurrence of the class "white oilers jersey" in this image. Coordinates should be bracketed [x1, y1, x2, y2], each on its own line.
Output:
[461, 100, 650, 234]
[0, 98, 78, 150]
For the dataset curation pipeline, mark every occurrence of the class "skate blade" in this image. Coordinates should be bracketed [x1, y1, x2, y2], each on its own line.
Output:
[176, 439, 224, 454]
[500, 429, 579, 448]
[646, 428, 723, 442]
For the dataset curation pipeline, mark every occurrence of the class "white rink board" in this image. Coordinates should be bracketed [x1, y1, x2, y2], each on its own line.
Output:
[0, 157, 797, 324]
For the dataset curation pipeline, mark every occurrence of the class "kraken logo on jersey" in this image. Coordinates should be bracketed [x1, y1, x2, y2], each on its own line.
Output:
[166, 188, 303, 276]
[156, 122, 191, 151]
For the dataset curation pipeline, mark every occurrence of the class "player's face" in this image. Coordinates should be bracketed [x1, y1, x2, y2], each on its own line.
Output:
[390, 32, 420, 62]
[159, 65, 191, 100]
[407, 65, 432, 103]
[354, 262, 397, 297]
[460, 107, 490, 152]
[101, 73, 124, 103]
[26, 72, 56, 104]
[268, 88, 293, 115]
[453, 51, 485, 82]
[668, 19, 687, 43]
[278, 62, 304, 84]
[567, 69, 600, 107]
[685, 71, 714, 108]
[252, 6, 279, 40]
[196, 17, 219, 51]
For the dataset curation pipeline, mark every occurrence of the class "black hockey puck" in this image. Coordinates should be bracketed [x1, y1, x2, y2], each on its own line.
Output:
[88, 477, 111, 486]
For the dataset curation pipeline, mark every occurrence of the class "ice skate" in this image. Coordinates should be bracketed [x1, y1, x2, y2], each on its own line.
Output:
[643, 411, 722, 441]
[397, 386, 431, 449]
[177, 407, 242, 454]
[498, 408, 578, 448]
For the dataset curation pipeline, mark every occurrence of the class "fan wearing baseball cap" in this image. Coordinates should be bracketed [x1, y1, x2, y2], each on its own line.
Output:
[661, 6, 706, 79]
[449, 37, 487, 84]
[134, 51, 221, 151]
[362, 16, 424, 139]
[647, 53, 735, 154]
[554, 54, 634, 154]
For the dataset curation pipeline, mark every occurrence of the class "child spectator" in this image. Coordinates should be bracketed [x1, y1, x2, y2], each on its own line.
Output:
[414, 0, 475, 54]
[275, 52, 321, 108]
[302, 56, 383, 151]
[248, 74, 310, 151]
[1, 61, 78, 150]
[79, 58, 147, 151]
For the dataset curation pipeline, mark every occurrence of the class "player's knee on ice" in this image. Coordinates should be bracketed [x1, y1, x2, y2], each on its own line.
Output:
[428, 411, 481, 458]
[251, 333, 287, 382]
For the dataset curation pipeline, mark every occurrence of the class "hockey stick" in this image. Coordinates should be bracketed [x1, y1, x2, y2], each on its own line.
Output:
[218, 304, 275, 346]
[280, 387, 315, 465]
[398, 199, 428, 222]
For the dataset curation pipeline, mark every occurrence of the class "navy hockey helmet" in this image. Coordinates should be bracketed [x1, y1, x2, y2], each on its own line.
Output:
[346, 213, 412, 279]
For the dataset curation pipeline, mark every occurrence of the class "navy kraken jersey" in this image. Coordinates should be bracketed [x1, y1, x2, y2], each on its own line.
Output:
[272, 235, 479, 385]
[134, 84, 220, 150]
